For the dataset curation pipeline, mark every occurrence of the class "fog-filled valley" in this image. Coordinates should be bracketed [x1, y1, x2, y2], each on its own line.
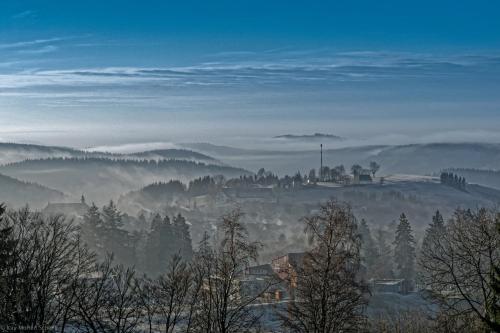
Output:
[1, 138, 499, 332]
[1, 140, 500, 259]
[2, 1, 500, 331]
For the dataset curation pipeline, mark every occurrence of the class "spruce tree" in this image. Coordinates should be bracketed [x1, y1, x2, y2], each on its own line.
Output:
[394, 213, 416, 289]
[102, 200, 123, 230]
[81, 203, 104, 256]
[173, 213, 193, 260]
[358, 219, 378, 277]
[373, 229, 394, 278]
[101, 200, 134, 266]
[145, 214, 176, 276]
[421, 210, 446, 253]
[137, 212, 148, 229]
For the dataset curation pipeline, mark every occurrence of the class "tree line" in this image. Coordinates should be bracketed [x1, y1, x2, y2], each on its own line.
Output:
[440, 172, 467, 190]
[81, 200, 193, 276]
[0, 200, 498, 332]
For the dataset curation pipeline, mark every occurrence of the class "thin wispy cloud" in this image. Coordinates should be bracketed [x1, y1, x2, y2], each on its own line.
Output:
[17, 45, 59, 55]
[0, 51, 498, 91]
[0, 37, 64, 50]
[12, 10, 36, 20]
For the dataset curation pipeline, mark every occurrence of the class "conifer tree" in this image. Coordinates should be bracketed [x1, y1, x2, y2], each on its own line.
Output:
[308, 169, 316, 183]
[358, 219, 378, 277]
[101, 200, 134, 266]
[421, 210, 445, 253]
[102, 200, 123, 230]
[173, 213, 193, 260]
[394, 213, 416, 289]
[145, 214, 170, 275]
[81, 203, 104, 256]
[137, 212, 148, 229]
[373, 229, 394, 278]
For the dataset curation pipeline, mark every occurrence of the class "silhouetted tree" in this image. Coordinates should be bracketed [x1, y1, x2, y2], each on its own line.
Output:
[421, 210, 446, 255]
[351, 164, 363, 176]
[74, 256, 140, 333]
[154, 254, 192, 333]
[190, 210, 269, 333]
[308, 169, 316, 183]
[0, 207, 94, 331]
[394, 214, 416, 289]
[373, 229, 394, 279]
[100, 201, 135, 267]
[369, 161, 380, 177]
[281, 201, 368, 332]
[420, 208, 500, 331]
[359, 219, 378, 278]
[81, 203, 105, 256]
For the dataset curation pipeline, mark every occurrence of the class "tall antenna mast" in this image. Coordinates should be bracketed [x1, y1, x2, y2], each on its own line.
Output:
[320, 144, 323, 181]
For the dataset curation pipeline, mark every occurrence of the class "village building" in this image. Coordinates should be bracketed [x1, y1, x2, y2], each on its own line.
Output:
[271, 252, 305, 290]
[354, 170, 373, 184]
[240, 264, 288, 302]
[42, 196, 89, 220]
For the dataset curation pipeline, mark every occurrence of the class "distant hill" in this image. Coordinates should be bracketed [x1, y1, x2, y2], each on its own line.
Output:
[0, 142, 222, 165]
[179, 142, 278, 156]
[115, 173, 500, 263]
[0, 173, 65, 208]
[0, 158, 249, 204]
[275, 177, 500, 234]
[0, 142, 84, 165]
[274, 133, 344, 141]
[118, 181, 189, 212]
[128, 149, 220, 164]
[361, 143, 500, 175]
[181, 142, 500, 176]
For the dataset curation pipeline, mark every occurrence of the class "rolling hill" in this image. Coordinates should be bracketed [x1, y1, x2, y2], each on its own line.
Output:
[0, 142, 222, 165]
[0, 173, 65, 208]
[0, 157, 249, 204]
[181, 142, 500, 176]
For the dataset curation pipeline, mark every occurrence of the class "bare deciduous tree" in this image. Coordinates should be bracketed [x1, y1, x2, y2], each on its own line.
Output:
[136, 275, 158, 333]
[155, 254, 192, 333]
[281, 200, 369, 333]
[419, 208, 500, 332]
[74, 256, 140, 333]
[189, 210, 271, 333]
[0, 207, 94, 332]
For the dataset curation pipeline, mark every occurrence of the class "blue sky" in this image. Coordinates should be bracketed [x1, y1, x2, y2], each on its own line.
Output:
[0, 0, 499, 148]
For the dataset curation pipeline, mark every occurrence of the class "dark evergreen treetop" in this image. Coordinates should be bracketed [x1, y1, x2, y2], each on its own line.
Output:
[394, 213, 416, 282]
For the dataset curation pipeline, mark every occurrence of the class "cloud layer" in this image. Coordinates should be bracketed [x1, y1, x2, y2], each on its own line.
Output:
[0, 46, 499, 146]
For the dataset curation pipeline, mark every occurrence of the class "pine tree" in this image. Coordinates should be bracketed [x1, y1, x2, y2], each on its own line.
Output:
[145, 214, 177, 276]
[394, 213, 416, 289]
[150, 213, 163, 232]
[358, 219, 378, 277]
[100, 200, 134, 266]
[373, 229, 394, 278]
[421, 210, 445, 253]
[137, 212, 148, 229]
[81, 203, 104, 256]
[173, 213, 193, 260]
[102, 200, 123, 230]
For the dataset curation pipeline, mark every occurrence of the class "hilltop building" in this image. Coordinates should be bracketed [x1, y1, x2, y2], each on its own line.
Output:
[354, 171, 373, 184]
